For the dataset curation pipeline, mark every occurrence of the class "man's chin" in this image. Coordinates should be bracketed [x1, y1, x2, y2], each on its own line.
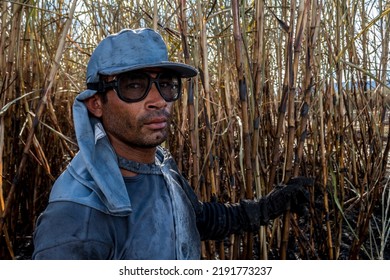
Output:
[141, 133, 167, 148]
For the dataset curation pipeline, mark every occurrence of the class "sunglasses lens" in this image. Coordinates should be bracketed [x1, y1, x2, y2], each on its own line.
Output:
[157, 73, 180, 101]
[118, 72, 149, 102]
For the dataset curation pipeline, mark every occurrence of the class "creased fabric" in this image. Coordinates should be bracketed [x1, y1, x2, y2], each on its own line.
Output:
[158, 156, 201, 259]
[50, 96, 132, 215]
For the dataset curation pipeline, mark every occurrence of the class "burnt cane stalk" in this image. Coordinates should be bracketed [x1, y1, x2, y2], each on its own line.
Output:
[232, 0, 253, 259]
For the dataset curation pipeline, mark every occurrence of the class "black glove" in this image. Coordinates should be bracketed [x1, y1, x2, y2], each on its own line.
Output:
[240, 177, 313, 231]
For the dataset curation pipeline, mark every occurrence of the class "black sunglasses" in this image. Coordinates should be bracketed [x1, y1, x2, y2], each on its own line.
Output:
[87, 70, 182, 103]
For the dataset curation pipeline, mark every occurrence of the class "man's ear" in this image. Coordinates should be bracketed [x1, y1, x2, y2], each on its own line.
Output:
[84, 94, 103, 118]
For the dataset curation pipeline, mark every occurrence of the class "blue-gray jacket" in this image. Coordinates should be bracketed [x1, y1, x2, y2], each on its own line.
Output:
[32, 95, 246, 260]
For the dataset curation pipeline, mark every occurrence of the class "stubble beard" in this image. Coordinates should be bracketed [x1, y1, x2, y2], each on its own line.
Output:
[106, 110, 171, 149]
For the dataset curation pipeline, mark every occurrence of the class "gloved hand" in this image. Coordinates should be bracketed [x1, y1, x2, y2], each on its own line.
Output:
[240, 177, 313, 231]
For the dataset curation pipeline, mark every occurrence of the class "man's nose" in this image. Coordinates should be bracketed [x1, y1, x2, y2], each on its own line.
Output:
[145, 82, 167, 109]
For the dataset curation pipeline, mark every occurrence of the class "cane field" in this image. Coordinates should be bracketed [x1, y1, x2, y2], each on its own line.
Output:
[0, 0, 390, 260]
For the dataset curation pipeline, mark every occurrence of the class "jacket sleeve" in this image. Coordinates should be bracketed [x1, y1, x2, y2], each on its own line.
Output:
[32, 201, 112, 260]
[196, 201, 251, 240]
[171, 166, 254, 240]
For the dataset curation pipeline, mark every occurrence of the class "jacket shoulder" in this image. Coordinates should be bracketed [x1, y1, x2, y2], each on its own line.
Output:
[32, 201, 113, 259]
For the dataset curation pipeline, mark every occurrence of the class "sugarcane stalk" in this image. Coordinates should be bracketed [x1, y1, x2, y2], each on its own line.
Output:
[285, 0, 308, 179]
[252, 0, 269, 259]
[279, 0, 296, 259]
[200, 18, 217, 198]
[293, 0, 316, 177]
[232, 0, 254, 259]
[178, 0, 201, 194]
[268, 3, 290, 188]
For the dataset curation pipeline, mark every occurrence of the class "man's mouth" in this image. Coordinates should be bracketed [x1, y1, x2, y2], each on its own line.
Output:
[144, 117, 168, 130]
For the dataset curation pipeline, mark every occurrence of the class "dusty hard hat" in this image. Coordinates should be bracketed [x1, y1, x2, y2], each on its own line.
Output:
[78, 28, 197, 100]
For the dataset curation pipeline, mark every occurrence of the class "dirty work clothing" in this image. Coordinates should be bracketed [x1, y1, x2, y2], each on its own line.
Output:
[32, 96, 248, 260]
[32, 92, 203, 259]
[33, 174, 181, 259]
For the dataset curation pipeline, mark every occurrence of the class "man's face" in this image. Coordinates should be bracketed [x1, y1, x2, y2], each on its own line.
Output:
[94, 69, 175, 149]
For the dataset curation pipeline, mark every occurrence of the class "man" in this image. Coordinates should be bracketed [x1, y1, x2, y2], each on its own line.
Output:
[32, 28, 312, 260]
